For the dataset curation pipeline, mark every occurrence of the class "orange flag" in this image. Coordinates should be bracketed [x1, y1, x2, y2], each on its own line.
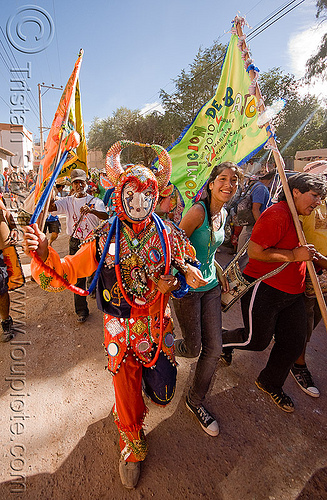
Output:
[34, 50, 84, 203]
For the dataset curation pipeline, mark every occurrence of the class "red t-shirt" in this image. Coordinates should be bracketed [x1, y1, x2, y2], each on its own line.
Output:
[244, 201, 306, 294]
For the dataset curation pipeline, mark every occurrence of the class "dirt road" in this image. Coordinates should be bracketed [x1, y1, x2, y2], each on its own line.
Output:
[0, 224, 327, 499]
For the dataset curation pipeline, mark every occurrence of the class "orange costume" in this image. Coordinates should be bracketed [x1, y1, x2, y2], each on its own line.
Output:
[31, 141, 197, 464]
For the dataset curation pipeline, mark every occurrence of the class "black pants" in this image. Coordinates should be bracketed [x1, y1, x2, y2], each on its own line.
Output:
[69, 237, 89, 317]
[222, 276, 307, 392]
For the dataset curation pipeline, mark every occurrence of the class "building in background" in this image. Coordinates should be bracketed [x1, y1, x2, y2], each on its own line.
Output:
[294, 149, 327, 171]
[87, 149, 104, 171]
[0, 147, 15, 173]
[0, 123, 33, 171]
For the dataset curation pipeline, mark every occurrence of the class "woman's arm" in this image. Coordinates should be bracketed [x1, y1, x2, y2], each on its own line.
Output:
[248, 240, 316, 262]
[179, 203, 205, 238]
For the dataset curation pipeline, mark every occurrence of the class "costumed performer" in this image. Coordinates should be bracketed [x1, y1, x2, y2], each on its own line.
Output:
[23, 140, 206, 490]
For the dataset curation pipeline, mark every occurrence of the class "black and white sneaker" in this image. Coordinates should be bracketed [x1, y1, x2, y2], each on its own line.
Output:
[186, 396, 219, 436]
[290, 365, 320, 398]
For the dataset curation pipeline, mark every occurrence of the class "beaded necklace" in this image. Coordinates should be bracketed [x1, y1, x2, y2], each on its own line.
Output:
[115, 214, 170, 309]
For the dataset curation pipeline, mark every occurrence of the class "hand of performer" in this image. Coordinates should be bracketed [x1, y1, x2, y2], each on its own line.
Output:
[23, 223, 49, 261]
[157, 274, 180, 294]
[10, 228, 19, 244]
[185, 264, 208, 288]
[292, 244, 316, 262]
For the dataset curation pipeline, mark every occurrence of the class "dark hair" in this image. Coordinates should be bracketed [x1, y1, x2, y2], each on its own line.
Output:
[278, 172, 327, 201]
[203, 162, 242, 228]
[258, 170, 276, 181]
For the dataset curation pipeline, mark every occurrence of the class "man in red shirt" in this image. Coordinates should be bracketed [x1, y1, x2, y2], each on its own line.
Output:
[222, 173, 327, 412]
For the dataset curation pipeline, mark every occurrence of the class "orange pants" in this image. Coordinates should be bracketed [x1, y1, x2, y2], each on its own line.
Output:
[113, 351, 148, 462]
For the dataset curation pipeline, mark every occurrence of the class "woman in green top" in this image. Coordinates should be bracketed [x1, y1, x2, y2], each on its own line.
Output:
[173, 162, 241, 436]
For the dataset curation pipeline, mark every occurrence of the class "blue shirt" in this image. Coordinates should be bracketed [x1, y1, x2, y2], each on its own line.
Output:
[250, 182, 270, 213]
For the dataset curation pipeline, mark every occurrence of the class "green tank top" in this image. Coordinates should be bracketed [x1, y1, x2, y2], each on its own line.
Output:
[189, 201, 226, 292]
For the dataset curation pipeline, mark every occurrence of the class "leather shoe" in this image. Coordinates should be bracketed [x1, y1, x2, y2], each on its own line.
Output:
[77, 314, 88, 323]
[119, 459, 141, 489]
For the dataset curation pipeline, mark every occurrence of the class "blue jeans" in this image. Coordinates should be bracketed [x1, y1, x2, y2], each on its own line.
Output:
[172, 285, 222, 407]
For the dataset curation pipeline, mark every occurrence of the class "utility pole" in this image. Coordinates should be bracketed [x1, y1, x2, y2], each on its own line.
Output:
[37, 83, 63, 153]
[38, 83, 44, 152]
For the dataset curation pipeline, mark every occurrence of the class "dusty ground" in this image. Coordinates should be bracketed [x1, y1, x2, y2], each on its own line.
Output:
[1, 220, 327, 500]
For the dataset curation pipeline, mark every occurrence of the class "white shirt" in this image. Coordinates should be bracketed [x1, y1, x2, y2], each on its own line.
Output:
[53, 194, 106, 239]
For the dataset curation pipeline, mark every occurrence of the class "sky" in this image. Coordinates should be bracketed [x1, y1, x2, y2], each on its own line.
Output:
[0, 0, 325, 144]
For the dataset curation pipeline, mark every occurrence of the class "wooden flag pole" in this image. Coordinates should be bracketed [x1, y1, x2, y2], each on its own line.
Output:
[235, 18, 327, 329]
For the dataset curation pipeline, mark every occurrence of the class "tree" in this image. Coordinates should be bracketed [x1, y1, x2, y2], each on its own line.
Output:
[306, 0, 327, 81]
[87, 107, 170, 167]
[257, 67, 327, 156]
[160, 41, 227, 133]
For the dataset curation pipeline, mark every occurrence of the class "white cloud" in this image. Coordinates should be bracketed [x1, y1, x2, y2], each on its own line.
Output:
[140, 101, 164, 116]
[288, 22, 326, 98]
[288, 23, 326, 77]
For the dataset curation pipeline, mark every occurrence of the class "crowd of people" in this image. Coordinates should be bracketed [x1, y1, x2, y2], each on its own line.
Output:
[1, 148, 326, 490]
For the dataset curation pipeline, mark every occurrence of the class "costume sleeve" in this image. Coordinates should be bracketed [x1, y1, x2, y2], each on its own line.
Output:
[30, 240, 98, 292]
[164, 221, 198, 273]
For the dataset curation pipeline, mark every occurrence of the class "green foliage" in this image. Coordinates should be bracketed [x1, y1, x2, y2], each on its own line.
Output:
[88, 36, 326, 164]
[88, 107, 170, 167]
[252, 67, 326, 156]
[160, 41, 227, 131]
[306, 1, 327, 80]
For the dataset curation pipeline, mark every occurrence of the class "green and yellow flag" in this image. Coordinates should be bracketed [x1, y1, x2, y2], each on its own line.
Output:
[166, 34, 267, 212]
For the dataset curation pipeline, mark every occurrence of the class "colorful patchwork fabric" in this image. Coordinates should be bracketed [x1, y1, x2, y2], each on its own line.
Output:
[103, 305, 175, 374]
[31, 217, 198, 374]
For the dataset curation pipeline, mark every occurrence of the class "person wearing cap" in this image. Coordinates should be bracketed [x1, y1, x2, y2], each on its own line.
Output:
[291, 160, 327, 398]
[49, 168, 108, 322]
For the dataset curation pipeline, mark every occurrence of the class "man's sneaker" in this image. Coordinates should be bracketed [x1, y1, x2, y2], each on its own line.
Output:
[220, 347, 233, 366]
[185, 396, 219, 436]
[119, 459, 141, 489]
[1, 316, 14, 343]
[255, 379, 295, 413]
[290, 365, 320, 398]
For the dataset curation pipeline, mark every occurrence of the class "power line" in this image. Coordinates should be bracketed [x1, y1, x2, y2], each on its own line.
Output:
[139, 0, 307, 116]
[247, 0, 300, 38]
[0, 26, 51, 129]
[248, 0, 306, 41]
